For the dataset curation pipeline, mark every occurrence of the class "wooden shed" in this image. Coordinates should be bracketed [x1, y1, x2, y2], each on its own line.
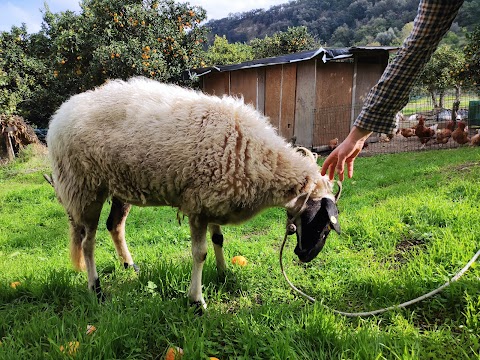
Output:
[189, 46, 396, 148]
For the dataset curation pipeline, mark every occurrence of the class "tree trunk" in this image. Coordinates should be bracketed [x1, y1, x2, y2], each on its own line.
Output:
[455, 85, 461, 102]
[430, 91, 439, 108]
[452, 100, 460, 125]
[3, 132, 15, 161]
[439, 91, 445, 109]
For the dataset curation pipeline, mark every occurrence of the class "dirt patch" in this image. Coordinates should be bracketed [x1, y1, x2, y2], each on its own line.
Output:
[393, 238, 426, 264]
[450, 161, 480, 172]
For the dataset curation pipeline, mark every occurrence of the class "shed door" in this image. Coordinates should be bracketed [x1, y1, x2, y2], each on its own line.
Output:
[314, 61, 353, 146]
[264, 64, 297, 141]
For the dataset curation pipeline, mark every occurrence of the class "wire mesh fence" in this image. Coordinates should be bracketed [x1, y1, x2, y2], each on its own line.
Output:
[313, 90, 480, 156]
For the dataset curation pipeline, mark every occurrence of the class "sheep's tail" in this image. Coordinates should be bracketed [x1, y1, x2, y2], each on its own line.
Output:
[69, 221, 86, 271]
[44, 173, 85, 269]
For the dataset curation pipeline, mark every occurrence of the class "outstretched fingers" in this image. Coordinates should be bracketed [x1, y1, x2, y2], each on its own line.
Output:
[321, 149, 345, 181]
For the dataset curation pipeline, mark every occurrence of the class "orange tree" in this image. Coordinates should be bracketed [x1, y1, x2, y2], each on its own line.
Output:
[27, 0, 207, 125]
[47, 0, 207, 84]
[462, 26, 480, 92]
[0, 25, 50, 118]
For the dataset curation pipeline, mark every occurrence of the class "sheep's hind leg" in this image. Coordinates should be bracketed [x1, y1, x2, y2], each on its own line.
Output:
[80, 199, 105, 301]
[188, 216, 208, 311]
[209, 224, 227, 276]
[106, 197, 139, 273]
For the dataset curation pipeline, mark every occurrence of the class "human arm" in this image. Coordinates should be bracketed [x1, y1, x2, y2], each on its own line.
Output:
[321, 0, 464, 180]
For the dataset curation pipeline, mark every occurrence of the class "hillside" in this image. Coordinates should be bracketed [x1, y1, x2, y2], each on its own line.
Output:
[204, 0, 480, 47]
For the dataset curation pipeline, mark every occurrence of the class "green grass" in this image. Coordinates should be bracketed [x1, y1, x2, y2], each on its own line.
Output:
[402, 93, 479, 116]
[0, 145, 479, 359]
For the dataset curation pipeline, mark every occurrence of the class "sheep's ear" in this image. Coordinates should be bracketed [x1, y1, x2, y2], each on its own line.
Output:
[324, 199, 340, 234]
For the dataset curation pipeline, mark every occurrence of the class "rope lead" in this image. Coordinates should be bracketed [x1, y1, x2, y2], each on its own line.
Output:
[279, 229, 480, 317]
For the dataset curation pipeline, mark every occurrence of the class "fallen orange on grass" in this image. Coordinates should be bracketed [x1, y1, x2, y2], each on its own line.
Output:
[60, 341, 79, 355]
[209, 357, 220, 360]
[10, 281, 21, 289]
[231, 255, 247, 266]
[165, 346, 183, 360]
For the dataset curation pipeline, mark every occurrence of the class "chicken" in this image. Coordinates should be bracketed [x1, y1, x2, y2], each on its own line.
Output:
[400, 127, 416, 138]
[452, 121, 470, 145]
[328, 137, 338, 150]
[415, 116, 435, 147]
[470, 130, 480, 146]
[379, 134, 391, 142]
[436, 128, 451, 144]
[445, 119, 456, 132]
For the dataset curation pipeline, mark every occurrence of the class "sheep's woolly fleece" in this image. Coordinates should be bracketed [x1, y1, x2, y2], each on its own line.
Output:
[47, 77, 333, 224]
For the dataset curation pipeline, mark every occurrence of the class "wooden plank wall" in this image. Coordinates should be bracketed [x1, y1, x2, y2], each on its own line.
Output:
[256, 68, 266, 113]
[280, 64, 297, 141]
[202, 72, 229, 97]
[201, 52, 388, 148]
[294, 60, 316, 148]
[314, 61, 353, 146]
[265, 66, 282, 130]
[353, 61, 386, 120]
[230, 69, 258, 107]
[264, 64, 297, 141]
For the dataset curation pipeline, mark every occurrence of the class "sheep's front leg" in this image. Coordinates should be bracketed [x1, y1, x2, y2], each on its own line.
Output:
[188, 216, 208, 310]
[209, 224, 227, 276]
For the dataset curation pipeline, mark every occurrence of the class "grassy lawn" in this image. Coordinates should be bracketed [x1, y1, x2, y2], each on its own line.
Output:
[0, 145, 479, 359]
[402, 92, 479, 116]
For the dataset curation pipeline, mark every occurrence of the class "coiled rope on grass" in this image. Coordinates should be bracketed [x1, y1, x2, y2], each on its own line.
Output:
[279, 229, 480, 317]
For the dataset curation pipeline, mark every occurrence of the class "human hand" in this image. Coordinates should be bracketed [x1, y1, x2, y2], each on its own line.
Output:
[320, 126, 372, 181]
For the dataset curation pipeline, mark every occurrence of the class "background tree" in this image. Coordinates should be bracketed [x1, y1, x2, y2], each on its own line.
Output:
[9, 0, 208, 126]
[250, 26, 318, 59]
[418, 45, 466, 108]
[47, 0, 207, 87]
[205, 0, 480, 49]
[461, 26, 480, 93]
[0, 25, 48, 118]
[204, 35, 253, 66]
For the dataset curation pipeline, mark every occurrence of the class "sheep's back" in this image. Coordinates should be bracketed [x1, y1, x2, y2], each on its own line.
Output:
[47, 77, 315, 221]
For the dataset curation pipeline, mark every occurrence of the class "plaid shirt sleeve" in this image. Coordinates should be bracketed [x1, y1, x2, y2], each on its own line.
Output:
[354, 0, 464, 134]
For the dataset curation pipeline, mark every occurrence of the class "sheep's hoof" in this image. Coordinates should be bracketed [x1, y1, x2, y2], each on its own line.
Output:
[92, 278, 106, 303]
[190, 301, 207, 316]
[216, 269, 227, 282]
[124, 262, 140, 274]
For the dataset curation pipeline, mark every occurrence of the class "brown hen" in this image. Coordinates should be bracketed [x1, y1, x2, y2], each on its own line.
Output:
[415, 116, 435, 147]
[452, 121, 470, 145]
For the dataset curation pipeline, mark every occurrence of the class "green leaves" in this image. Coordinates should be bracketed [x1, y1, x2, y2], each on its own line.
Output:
[250, 26, 317, 59]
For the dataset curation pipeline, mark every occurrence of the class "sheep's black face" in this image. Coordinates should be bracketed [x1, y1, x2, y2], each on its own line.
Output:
[289, 197, 340, 263]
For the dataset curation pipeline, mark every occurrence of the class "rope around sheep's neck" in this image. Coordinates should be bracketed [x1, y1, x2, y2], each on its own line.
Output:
[279, 229, 480, 317]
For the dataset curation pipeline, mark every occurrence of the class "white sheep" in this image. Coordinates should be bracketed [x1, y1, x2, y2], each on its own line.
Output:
[47, 77, 341, 308]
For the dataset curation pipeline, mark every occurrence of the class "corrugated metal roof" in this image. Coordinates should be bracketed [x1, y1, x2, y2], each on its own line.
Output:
[186, 46, 397, 79]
